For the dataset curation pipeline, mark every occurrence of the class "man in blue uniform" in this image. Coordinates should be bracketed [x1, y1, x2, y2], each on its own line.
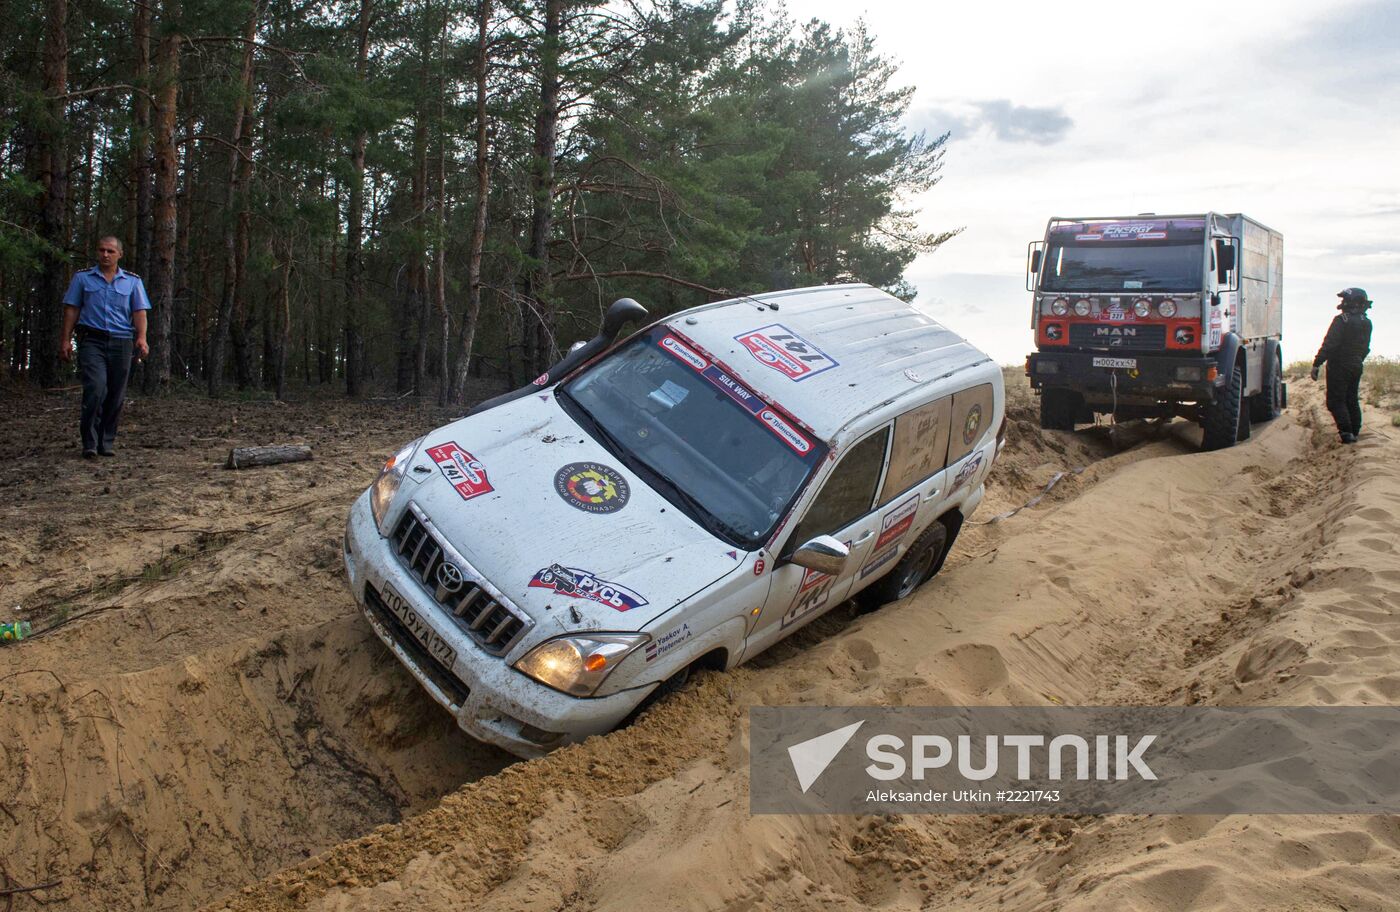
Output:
[1310, 287, 1373, 444]
[58, 236, 151, 458]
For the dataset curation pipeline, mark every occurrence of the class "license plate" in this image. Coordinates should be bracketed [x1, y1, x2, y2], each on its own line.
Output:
[1092, 357, 1137, 369]
[380, 582, 458, 668]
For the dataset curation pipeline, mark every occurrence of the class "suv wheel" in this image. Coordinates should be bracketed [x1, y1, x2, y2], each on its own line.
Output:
[1201, 363, 1245, 450]
[863, 521, 950, 607]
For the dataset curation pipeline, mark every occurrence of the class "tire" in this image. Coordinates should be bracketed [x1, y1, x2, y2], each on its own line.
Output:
[1248, 354, 1283, 422]
[1039, 388, 1078, 431]
[862, 520, 950, 608]
[1201, 363, 1245, 450]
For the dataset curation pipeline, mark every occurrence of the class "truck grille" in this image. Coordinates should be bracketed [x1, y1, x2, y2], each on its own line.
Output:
[391, 508, 529, 656]
[1068, 323, 1167, 351]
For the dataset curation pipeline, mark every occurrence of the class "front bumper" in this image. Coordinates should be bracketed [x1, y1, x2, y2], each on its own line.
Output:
[1027, 351, 1219, 402]
[343, 490, 653, 758]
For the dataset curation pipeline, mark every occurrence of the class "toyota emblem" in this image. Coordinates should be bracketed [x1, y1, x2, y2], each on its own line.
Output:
[436, 561, 465, 594]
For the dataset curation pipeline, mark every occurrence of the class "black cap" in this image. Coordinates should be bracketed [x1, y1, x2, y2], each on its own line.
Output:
[1338, 287, 1371, 304]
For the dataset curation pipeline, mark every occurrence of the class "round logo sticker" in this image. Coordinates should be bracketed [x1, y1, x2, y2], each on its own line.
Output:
[554, 462, 630, 514]
[962, 404, 983, 445]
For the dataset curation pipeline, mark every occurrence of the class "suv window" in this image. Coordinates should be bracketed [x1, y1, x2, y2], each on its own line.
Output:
[947, 384, 995, 466]
[880, 395, 951, 504]
[786, 428, 890, 553]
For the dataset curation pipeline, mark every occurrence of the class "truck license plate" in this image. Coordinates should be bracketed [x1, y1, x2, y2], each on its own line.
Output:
[1092, 357, 1137, 369]
[380, 582, 458, 668]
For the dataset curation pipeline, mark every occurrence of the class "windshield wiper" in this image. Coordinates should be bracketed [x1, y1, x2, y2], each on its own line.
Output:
[638, 463, 748, 544]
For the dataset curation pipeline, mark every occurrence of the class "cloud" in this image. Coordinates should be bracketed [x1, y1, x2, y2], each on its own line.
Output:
[911, 100, 1074, 146]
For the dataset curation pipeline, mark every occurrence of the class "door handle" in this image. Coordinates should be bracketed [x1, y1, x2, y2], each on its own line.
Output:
[923, 488, 941, 501]
[853, 530, 874, 545]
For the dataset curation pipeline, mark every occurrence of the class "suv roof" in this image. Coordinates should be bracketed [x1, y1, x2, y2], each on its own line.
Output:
[662, 283, 989, 441]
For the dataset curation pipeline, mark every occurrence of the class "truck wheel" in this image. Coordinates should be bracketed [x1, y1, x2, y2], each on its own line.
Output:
[1039, 389, 1078, 431]
[863, 521, 950, 608]
[1201, 363, 1245, 450]
[1248, 354, 1283, 422]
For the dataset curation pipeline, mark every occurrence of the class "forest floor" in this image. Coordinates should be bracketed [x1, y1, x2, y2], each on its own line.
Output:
[2, 371, 1399, 912]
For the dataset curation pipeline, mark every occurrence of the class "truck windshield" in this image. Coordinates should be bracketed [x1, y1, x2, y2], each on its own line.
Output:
[558, 328, 826, 550]
[1040, 241, 1204, 293]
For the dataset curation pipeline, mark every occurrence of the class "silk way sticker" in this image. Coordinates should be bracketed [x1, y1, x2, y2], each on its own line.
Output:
[734, 324, 838, 382]
[529, 564, 648, 612]
[426, 442, 493, 501]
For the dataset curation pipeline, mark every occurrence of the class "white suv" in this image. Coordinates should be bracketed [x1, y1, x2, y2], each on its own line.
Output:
[344, 283, 1005, 757]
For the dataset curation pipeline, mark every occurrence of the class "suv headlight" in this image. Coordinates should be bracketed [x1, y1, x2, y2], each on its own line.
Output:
[514, 633, 650, 696]
[371, 437, 423, 534]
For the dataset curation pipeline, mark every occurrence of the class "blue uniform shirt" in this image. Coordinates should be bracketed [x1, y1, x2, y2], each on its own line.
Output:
[62, 266, 151, 338]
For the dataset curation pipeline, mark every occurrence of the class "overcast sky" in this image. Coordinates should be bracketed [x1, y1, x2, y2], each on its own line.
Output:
[789, 0, 1399, 365]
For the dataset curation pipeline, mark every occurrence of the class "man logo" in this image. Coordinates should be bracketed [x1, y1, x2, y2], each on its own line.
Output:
[435, 562, 466, 599]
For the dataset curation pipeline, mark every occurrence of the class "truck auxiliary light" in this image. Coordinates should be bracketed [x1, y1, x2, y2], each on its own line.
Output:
[1051, 297, 1069, 316]
[1073, 299, 1091, 316]
[1206, 366, 1219, 382]
[1133, 299, 1152, 318]
[1158, 299, 1177, 318]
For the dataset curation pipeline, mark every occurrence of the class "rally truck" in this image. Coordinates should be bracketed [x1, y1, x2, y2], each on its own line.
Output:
[1024, 213, 1284, 449]
[344, 284, 1005, 757]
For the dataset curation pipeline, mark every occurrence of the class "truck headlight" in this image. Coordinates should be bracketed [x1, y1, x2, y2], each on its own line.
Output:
[1073, 299, 1091, 316]
[515, 634, 650, 696]
[1051, 297, 1069, 316]
[1158, 299, 1177, 318]
[1133, 298, 1152, 318]
[371, 437, 423, 535]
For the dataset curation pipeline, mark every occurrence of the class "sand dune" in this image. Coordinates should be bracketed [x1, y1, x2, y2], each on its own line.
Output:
[198, 380, 1400, 912]
[4, 377, 1396, 912]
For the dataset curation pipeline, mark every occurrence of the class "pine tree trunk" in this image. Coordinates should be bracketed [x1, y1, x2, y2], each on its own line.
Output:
[32, 0, 68, 388]
[147, 0, 181, 390]
[132, 0, 153, 282]
[343, 0, 374, 398]
[524, 0, 562, 377]
[208, 0, 260, 396]
[401, 111, 428, 395]
[450, 0, 491, 405]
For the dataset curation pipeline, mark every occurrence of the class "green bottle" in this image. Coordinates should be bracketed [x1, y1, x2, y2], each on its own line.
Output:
[1, 621, 31, 642]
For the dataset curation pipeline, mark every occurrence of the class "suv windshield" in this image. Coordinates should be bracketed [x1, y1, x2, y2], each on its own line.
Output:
[559, 328, 826, 550]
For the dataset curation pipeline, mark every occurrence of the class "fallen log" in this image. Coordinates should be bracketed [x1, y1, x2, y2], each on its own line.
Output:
[226, 445, 312, 469]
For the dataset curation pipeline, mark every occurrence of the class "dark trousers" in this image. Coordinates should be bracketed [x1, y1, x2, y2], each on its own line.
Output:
[77, 333, 133, 453]
[1325, 362, 1363, 436]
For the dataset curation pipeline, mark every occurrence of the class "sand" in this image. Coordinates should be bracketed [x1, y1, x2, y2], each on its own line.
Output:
[3, 373, 1398, 911]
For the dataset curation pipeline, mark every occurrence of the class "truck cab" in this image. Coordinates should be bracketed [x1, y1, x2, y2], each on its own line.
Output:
[1025, 212, 1284, 449]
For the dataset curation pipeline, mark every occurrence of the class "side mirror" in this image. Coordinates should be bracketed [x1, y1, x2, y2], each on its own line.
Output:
[1025, 241, 1046, 292]
[790, 535, 849, 576]
[1215, 239, 1235, 285]
[468, 297, 649, 415]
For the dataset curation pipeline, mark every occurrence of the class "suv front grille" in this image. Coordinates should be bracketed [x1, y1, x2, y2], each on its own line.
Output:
[391, 508, 529, 656]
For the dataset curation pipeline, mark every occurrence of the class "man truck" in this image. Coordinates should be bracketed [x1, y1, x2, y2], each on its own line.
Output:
[1024, 213, 1284, 449]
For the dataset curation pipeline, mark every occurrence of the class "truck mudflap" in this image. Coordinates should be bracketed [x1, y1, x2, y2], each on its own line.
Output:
[1027, 351, 1221, 402]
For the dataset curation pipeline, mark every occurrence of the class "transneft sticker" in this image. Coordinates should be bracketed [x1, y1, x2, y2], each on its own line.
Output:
[426, 442, 494, 501]
[734, 324, 839, 382]
[860, 494, 919, 578]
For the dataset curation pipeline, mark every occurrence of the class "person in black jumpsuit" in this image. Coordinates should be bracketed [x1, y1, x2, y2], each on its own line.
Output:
[1311, 287, 1372, 443]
